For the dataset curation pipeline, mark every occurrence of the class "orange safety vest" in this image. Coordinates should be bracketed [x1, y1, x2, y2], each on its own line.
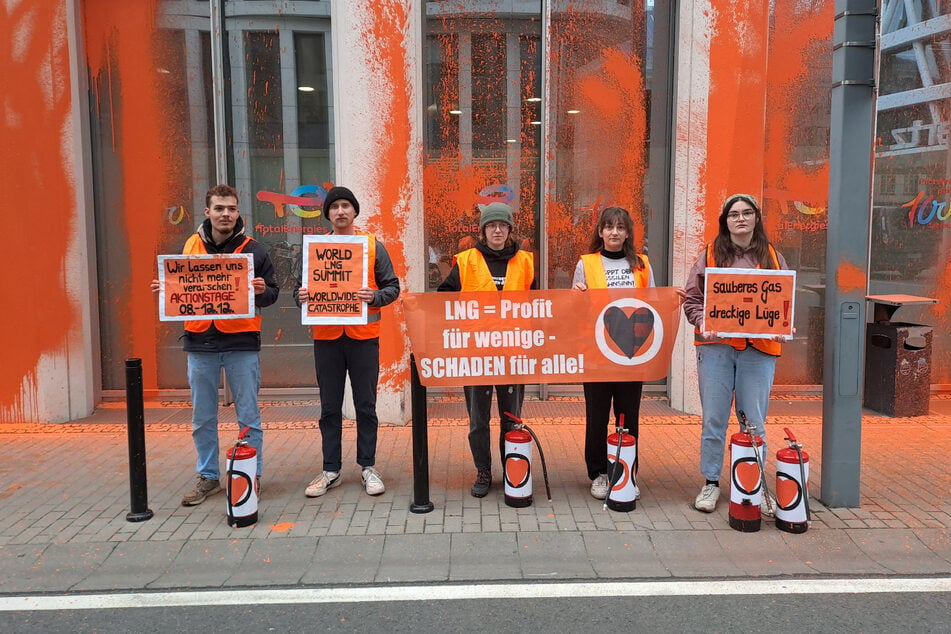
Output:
[694, 243, 782, 356]
[310, 232, 382, 341]
[580, 253, 651, 289]
[183, 234, 262, 333]
[455, 248, 534, 291]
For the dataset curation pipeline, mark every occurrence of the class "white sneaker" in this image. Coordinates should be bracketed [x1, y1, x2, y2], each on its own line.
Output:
[362, 467, 385, 496]
[761, 493, 777, 518]
[590, 474, 610, 500]
[632, 484, 641, 500]
[304, 471, 340, 497]
[694, 483, 720, 512]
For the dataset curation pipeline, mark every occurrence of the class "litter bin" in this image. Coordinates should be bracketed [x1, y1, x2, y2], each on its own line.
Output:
[863, 322, 932, 416]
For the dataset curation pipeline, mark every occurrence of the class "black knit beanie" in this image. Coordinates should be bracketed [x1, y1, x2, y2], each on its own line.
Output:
[323, 186, 360, 217]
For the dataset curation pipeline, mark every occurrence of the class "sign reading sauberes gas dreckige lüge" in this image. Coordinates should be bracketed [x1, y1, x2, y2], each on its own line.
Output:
[702, 268, 797, 339]
[158, 254, 255, 321]
[301, 234, 369, 325]
[403, 288, 683, 388]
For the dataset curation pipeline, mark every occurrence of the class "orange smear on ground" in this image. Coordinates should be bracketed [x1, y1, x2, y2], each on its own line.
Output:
[269, 522, 295, 532]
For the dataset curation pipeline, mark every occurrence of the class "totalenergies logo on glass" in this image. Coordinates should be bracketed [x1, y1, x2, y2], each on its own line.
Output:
[257, 183, 335, 219]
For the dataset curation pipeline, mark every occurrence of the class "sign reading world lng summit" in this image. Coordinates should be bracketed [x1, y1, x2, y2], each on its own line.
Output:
[403, 288, 683, 388]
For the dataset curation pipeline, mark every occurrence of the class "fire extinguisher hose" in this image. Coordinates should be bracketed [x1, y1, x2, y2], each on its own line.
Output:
[520, 423, 552, 502]
[739, 410, 774, 517]
[784, 428, 811, 523]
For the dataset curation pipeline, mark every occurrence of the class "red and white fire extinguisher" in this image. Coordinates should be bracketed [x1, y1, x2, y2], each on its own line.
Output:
[728, 411, 770, 532]
[775, 427, 810, 533]
[503, 412, 551, 508]
[605, 416, 638, 512]
[226, 427, 258, 528]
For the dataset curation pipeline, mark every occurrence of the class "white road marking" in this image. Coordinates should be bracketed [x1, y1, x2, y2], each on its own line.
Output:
[1, 577, 949, 611]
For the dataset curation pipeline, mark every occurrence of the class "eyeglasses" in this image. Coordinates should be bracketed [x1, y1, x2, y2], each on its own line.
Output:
[727, 210, 756, 221]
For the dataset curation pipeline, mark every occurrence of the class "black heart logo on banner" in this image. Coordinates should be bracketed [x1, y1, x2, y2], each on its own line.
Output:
[604, 306, 654, 358]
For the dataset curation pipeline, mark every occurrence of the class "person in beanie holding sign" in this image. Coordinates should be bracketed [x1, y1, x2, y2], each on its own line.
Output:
[437, 202, 537, 497]
[295, 186, 400, 498]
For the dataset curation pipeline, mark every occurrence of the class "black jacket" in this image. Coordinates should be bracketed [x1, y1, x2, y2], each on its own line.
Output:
[182, 217, 279, 353]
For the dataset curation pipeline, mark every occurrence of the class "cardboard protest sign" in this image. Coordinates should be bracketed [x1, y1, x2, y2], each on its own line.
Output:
[158, 254, 255, 321]
[702, 268, 796, 338]
[301, 234, 369, 325]
[403, 288, 683, 387]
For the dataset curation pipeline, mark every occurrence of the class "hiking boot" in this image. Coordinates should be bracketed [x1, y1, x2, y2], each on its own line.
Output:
[305, 471, 340, 497]
[470, 469, 492, 498]
[182, 475, 222, 506]
[694, 483, 720, 512]
[590, 473, 610, 500]
[362, 467, 385, 496]
[761, 492, 777, 518]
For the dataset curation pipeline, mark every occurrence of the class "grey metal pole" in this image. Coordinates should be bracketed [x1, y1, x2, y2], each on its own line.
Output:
[821, 0, 878, 507]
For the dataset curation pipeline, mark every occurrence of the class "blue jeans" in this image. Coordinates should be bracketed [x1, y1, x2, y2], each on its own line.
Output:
[187, 351, 263, 479]
[696, 343, 776, 482]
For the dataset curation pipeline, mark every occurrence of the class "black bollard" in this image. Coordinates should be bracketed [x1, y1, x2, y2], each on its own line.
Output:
[125, 358, 153, 522]
[409, 355, 434, 513]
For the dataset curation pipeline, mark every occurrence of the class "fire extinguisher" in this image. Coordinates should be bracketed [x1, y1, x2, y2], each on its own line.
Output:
[775, 427, 810, 533]
[605, 414, 638, 513]
[226, 427, 258, 528]
[502, 412, 551, 508]
[728, 411, 771, 532]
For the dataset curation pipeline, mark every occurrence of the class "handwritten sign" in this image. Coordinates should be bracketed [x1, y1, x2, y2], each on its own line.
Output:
[403, 288, 683, 387]
[158, 254, 254, 321]
[301, 234, 369, 325]
[702, 268, 796, 338]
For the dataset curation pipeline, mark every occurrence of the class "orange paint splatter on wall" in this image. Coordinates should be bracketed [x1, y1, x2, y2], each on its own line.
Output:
[83, 0, 168, 389]
[836, 261, 866, 294]
[0, 3, 77, 421]
[703, 0, 769, 243]
[363, 2, 414, 391]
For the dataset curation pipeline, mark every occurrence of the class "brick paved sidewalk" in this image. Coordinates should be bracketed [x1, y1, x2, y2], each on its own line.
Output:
[0, 397, 949, 592]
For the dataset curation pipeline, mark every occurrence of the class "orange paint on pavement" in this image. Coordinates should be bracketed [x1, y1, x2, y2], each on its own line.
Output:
[363, 2, 414, 391]
[269, 522, 295, 532]
[0, 3, 77, 421]
[83, 1, 166, 388]
[836, 261, 866, 293]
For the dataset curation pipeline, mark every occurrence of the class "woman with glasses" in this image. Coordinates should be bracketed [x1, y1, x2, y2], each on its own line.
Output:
[683, 193, 788, 515]
[572, 206, 654, 501]
[438, 202, 536, 498]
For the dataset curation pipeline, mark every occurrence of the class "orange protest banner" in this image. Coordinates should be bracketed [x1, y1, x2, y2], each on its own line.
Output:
[301, 234, 369, 325]
[157, 254, 254, 321]
[403, 288, 683, 387]
[702, 268, 796, 338]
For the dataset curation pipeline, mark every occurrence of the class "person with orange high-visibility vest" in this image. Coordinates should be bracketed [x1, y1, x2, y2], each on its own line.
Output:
[683, 193, 789, 516]
[572, 206, 655, 501]
[295, 187, 400, 498]
[151, 184, 279, 507]
[437, 202, 537, 498]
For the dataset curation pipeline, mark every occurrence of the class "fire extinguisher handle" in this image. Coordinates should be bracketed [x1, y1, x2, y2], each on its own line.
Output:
[783, 427, 797, 443]
[238, 426, 250, 440]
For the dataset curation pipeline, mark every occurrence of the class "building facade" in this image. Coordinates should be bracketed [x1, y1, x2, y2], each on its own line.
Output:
[2, 0, 949, 423]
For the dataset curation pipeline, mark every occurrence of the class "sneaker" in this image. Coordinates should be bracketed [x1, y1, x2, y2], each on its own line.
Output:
[761, 493, 776, 518]
[694, 483, 720, 512]
[181, 475, 222, 506]
[305, 471, 340, 497]
[632, 483, 641, 500]
[470, 469, 492, 498]
[590, 473, 610, 500]
[362, 467, 385, 496]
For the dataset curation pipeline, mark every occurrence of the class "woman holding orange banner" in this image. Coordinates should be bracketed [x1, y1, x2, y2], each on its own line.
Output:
[438, 202, 536, 498]
[572, 206, 654, 501]
[683, 193, 788, 516]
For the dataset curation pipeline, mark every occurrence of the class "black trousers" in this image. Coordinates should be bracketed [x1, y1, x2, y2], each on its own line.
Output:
[582, 381, 642, 480]
[314, 335, 380, 472]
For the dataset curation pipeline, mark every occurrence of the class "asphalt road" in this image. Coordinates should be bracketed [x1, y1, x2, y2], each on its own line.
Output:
[3, 580, 949, 633]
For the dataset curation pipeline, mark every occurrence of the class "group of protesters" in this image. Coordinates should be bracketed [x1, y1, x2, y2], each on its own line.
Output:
[155, 184, 787, 517]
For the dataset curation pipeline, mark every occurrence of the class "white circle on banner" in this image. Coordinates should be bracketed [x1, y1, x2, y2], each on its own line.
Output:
[594, 298, 664, 366]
